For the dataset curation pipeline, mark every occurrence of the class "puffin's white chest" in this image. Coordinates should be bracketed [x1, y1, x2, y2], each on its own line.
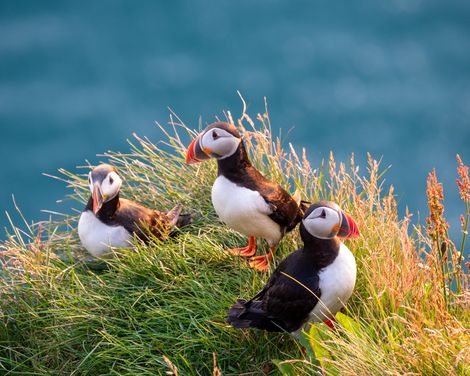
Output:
[78, 211, 132, 258]
[307, 243, 357, 323]
[211, 176, 282, 245]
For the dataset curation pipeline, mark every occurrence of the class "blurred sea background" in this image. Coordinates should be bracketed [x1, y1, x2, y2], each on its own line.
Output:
[0, 1, 469, 240]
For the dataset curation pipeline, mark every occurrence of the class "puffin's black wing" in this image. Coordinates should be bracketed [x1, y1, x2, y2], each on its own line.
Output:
[219, 156, 304, 232]
[245, 167, 303, 232]
[263, 188, 303, 232]
[227, 249, 321, 332]
[112, 199, 176, 241]
[263, 251, 321, 332]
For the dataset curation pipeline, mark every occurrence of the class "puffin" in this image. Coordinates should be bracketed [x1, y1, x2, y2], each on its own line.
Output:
[78, 164, 191, 258]
[226, 201, 359, 334]
[185, 122, 308, 271]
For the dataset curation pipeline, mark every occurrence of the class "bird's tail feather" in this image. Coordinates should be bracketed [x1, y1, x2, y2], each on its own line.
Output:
[166, 204, 194, 229]
[299, 200, 310, 215]
[226, 299, 284, 332]
[175, 213, 193, 228]
[292, 189, 302, 206]
[166, 204, 183, 228]
[292, 189, 311, 216]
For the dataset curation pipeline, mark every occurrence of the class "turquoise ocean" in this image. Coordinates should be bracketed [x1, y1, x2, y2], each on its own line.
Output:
[1, 1, 469, 240]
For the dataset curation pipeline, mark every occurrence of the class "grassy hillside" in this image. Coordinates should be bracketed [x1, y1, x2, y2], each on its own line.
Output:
[0, 107, 468, 375]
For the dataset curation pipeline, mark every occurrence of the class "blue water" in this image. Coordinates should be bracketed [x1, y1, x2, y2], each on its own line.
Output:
[1, 1, 469, 240]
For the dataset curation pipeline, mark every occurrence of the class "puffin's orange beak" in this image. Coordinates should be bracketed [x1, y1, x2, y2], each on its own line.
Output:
[185, 135, 211, 164]
[185, 138, 199, 164]
[92, 185, 104, 214]
[338, 211, 360, 239]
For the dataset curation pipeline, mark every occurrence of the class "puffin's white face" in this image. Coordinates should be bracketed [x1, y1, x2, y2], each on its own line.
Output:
[302, 206, 342, 240]
[89, 171, 122, 199]
[199, 127, 241, 160]
[88, 166, 122, 213]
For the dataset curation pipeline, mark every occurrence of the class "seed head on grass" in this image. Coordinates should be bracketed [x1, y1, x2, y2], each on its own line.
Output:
[426, 169, 449, 242]
[456, 154, 470, 203]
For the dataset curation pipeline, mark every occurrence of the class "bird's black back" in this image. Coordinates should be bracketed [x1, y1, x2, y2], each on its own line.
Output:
[227, 236, 340, 332]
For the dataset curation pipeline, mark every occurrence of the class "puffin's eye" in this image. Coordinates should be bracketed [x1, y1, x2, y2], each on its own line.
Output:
[212, 131, 219, 140]
[109, 176, 114, 185]
[320, 209, 326, 219]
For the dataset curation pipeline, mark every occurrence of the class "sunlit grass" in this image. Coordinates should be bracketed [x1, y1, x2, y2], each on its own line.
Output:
[0, 102, 468, 375]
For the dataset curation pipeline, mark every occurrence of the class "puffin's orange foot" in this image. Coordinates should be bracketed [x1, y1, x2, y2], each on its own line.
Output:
[227, 236, 257, 258]
[249, 254, 271, 271]
[227, 246, 256, 257]
[324, 319, 335, 330]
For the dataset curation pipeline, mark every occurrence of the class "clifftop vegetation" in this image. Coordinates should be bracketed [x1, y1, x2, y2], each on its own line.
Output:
[1, 105, 468, 375]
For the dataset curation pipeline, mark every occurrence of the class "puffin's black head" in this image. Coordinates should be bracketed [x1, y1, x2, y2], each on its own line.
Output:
[185, 122, 242, 164]
[88, 164, 122, 214]
[300, 201, 360, 242]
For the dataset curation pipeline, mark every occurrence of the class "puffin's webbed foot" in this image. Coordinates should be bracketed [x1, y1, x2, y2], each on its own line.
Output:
[227, 236, 257, 257]
[249, 249, 274, 271]
[324, 318, 336, 330]
[228, 246, 257, 257]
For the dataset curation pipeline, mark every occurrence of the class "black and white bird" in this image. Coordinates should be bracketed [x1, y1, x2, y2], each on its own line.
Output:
[227, 201, 359, 334]
[185, 122, 308, 271]
[78, 164, 191, 258]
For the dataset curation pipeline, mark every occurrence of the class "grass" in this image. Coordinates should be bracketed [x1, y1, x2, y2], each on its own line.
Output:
[0, 103, 469, 375]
